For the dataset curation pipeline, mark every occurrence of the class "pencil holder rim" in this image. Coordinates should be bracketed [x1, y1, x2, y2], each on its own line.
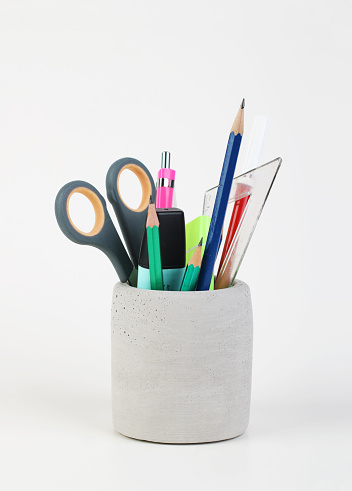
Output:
[120, 280, 244, 295]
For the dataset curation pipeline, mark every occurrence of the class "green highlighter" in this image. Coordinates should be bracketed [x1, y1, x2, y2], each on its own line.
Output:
[181, 238, 203, 291]
[185, 215, 214, 290]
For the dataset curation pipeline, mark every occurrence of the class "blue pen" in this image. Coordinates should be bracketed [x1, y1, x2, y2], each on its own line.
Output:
[197, 99, 245, 291]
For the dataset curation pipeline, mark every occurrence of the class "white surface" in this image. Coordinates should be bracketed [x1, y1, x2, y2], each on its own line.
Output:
[1, 0, 351, 489]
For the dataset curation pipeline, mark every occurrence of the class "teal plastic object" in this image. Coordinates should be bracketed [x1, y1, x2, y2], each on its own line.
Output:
[137, 265, 185, 291]
[106, 158, 156, 268]
[55, 180, 134, 283]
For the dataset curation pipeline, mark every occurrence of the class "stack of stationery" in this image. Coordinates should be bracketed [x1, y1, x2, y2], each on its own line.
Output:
[55, 98, 281, 292]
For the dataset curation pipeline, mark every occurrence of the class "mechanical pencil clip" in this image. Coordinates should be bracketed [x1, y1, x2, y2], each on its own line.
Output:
[156, 151, 175, 208]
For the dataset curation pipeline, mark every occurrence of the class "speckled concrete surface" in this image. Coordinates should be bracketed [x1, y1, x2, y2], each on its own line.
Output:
[111, 281, 253, 443]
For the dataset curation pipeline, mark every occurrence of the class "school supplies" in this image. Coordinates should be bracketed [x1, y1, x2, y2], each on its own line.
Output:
[196, 99, 245, 291]
[203, 175, 250, 217]
[138, 208, 186, 291]
[156, 151, 175, 208]
[218, 188, 251, 274]
[235, 115, 268, 177]
[106, 158, 156, 268]
[203, 116, 268, 218]
[55, 158, 156, 285]
[146, 198, 164, 290]
[214, 158, 282, 289]
[185, 215, 214, 290]
[180, 238, 203, 291]
[55, 97, 282, 293]
[185, 216, 209, 263]
[217, 116, 268, 273]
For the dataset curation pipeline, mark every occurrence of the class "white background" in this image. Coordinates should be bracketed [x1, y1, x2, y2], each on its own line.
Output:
[1, 1, 351, 489]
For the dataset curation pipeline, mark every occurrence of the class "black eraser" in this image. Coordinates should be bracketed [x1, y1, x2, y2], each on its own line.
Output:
[138, 208, 186, 269]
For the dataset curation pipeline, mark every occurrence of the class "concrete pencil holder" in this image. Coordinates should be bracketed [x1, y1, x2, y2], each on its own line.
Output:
[111, 280, 253, 444]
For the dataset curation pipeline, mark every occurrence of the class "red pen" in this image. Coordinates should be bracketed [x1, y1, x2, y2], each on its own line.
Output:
[218, 183, 251, 274]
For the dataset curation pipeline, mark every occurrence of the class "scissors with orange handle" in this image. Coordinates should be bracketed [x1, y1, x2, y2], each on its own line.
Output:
[55, 157, 156, 285]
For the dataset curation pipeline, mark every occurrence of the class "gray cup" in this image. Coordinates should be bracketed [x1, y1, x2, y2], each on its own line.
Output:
[111, 280, 253, 444]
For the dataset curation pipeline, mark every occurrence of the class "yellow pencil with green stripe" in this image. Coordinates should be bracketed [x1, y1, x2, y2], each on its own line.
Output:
[180, 238, 203, 291]
[146, 197, 164, 290]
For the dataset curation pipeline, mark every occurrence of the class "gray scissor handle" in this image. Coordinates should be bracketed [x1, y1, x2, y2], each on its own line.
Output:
[55, 180, 134, 283]
[106, 157, 156, 268]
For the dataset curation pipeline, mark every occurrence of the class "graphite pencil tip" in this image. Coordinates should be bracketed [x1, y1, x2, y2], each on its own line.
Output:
[149, 195, 153, 204]
[198, 237, 203, 246]
[231, 100, 245, 135]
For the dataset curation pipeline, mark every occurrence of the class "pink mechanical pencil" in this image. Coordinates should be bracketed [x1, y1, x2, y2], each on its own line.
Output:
[156, 151, 175, 208]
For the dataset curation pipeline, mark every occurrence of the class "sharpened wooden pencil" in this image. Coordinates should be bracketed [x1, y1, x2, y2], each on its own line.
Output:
[180, 238, 203, 291]
[146, 197, 163, 290]
[196, 99, 245, 291]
